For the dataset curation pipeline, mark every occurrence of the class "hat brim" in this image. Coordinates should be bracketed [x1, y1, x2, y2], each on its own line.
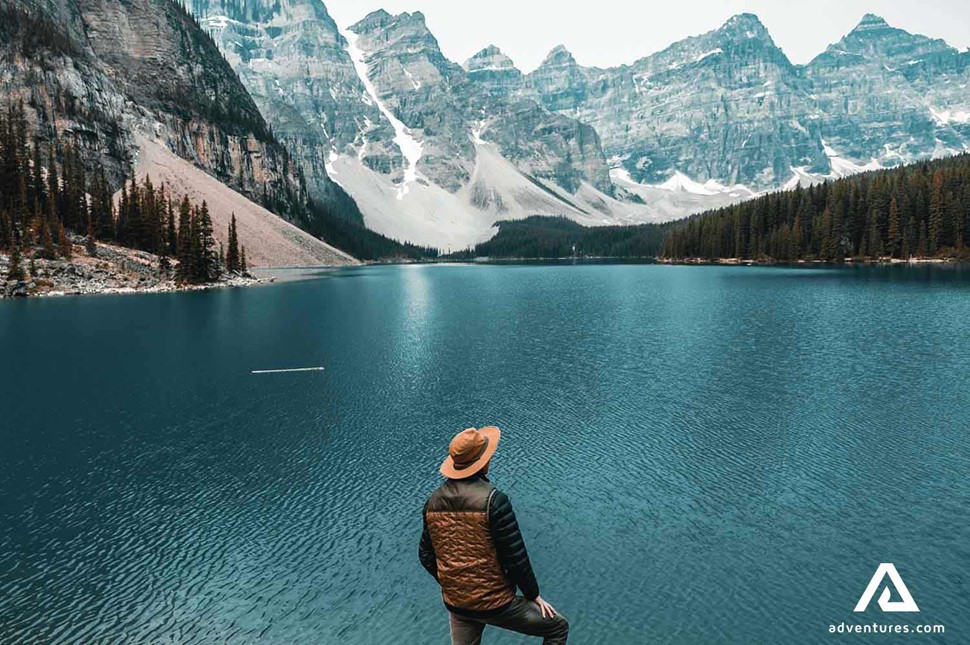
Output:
[440, 426, 501, 479]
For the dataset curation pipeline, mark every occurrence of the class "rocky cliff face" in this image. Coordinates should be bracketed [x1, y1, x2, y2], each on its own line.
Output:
[349, 9, 476, 193]
[522, 15, 826, 188]
[519, 13, 970, 190]
[805, 14, 970, 167]
[347, 9, 615, 197]
[0, 0, 318, 219]
[190, 0, 391, 216]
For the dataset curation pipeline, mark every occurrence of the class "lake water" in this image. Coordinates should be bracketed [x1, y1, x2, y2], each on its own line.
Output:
[1, 264, 968, 644]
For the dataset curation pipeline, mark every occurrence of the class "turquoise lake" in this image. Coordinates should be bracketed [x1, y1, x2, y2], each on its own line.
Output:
[1, 264, 968, 643]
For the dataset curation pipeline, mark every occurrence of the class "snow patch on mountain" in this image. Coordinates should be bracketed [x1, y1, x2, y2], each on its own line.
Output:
[782, 167, 823, 190]
[470, 122, 487, 145]
[403, 67, 422, 90]
[822, 140, 883, 177]
[329, 155, 495, 250]
[342, 27, 423, 200]
[658, 171, 721, 195]
[325, 148, 339, 176]
[609, 169, 753, 221]
[696, 48, 723, 62]
[646, 170, 755, 199]
[930, 108, 970, 126]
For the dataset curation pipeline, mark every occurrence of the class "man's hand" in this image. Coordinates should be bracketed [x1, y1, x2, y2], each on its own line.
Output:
[534, 595, 558, 619]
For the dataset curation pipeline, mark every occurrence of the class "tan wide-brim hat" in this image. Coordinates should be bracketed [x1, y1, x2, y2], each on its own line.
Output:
[440, 426, 501, 479]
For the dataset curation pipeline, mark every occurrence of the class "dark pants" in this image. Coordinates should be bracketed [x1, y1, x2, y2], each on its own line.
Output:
[449, 597, 569, 645]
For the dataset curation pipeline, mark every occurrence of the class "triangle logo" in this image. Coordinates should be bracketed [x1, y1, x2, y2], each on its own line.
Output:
[854, 563, 920, 613]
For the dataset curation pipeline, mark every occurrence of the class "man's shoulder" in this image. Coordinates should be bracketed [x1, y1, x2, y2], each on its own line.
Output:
[425, 477, 496, 511]
[488, 487, 511, 510]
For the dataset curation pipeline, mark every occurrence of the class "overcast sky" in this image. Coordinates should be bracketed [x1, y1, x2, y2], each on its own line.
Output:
[324, 0, 970, 72]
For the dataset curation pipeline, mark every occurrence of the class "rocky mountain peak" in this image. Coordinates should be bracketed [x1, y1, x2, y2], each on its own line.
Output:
[834, 11, 955, 61]
[353, 9, 393, 31]
[355, 9, 429, 32]
[464, 45, 523, 97]
[464, 45, 519, 72]
[716, 13, 771, 41]
[353, 9, 443, 54]
[541, 45, 578, 67]
[852, 13, 891, 33]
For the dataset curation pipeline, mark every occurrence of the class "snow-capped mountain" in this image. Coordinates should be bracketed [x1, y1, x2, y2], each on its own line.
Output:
[187, 3, 970, 248]
[517, 13, 970, 190]
[805, 14, 970, 168]
[187, 2, 752, 248]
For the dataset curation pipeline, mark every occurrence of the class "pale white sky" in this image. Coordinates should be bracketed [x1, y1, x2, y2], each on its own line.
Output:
[324, 0, 970, 72]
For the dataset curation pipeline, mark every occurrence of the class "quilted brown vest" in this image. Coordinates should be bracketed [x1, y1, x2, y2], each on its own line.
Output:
[424, 477, 516, 612]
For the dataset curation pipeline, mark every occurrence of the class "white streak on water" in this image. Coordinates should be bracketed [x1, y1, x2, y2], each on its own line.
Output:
[251, 367, 326, 375]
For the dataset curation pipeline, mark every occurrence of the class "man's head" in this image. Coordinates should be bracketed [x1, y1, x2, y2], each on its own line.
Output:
[440, 426, 500, 479]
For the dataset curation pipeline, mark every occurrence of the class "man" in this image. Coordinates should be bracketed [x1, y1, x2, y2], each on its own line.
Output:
[419, 426, 569, 645]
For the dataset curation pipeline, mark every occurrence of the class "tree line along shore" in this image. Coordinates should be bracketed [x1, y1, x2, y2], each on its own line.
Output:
[0, 103, 253, 297]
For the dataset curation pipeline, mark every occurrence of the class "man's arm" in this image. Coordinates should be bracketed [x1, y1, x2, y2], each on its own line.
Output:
[488, 490, 540, 600]
[418, 505, 438, 580]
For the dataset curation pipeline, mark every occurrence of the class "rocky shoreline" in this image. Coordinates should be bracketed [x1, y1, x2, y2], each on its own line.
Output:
[1, 237, 264, 299]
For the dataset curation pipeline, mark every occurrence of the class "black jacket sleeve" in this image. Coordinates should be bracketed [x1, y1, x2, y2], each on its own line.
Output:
[488, 489, 540, 600]
[418, 504, 438, 580]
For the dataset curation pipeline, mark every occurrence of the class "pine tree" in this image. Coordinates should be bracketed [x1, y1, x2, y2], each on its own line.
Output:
[166, 201, 177, 256]
[240, 246, 247, 273]
[176, 196, 193, 283]
[819, 208, 837, 261]
[39, 218, 55, 260]
[116, 183, 130, 245]
[928, 170, 944, 255]
[6, 234, 24, 281]
[30, 140, 44, 216]
[226, 213, 240, 273]
[85, 214, 97, 256]
[886, 195, 901, 258]
[0, 211, 9, 252]
[195, 201, 216, 282]
[57, 221, 72, 259]
[903, 214, 916, 259]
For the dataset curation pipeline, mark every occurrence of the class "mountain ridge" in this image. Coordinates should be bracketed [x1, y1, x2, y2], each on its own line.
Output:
[185, 3, 970, 248]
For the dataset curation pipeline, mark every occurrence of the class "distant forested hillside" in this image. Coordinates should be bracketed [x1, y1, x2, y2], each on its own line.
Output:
[663, 154, 970, 262]
[300, 200, 438, 261]
[451, 216, 669, 259]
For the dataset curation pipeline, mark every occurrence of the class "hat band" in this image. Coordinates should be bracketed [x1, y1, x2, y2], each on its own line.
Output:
[453, 436, 489, 470]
